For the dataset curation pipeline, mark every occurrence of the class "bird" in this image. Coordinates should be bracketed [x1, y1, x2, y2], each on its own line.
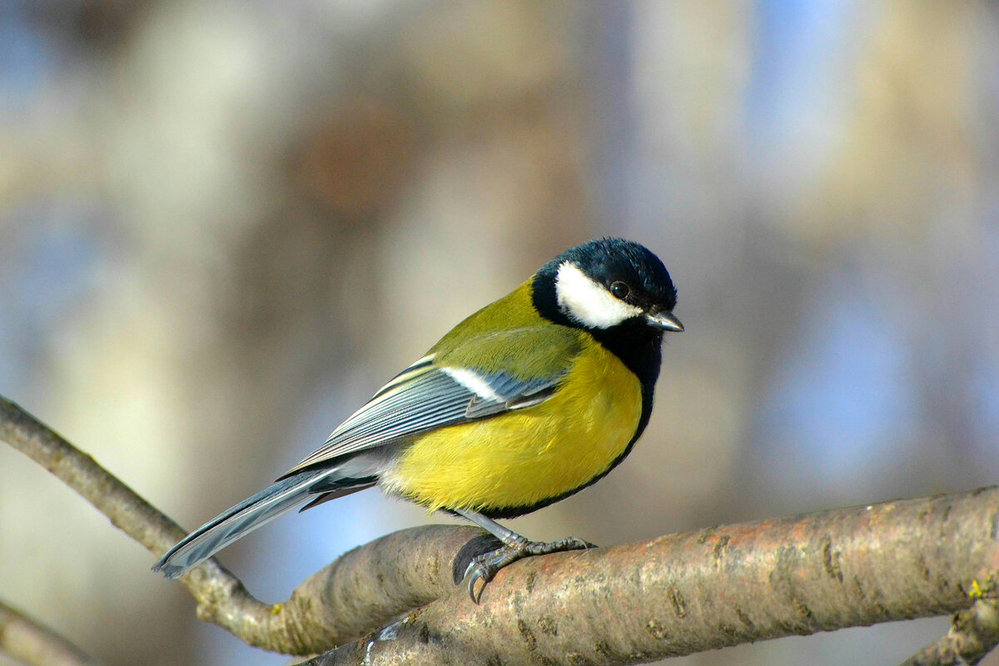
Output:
[153, 238, 683, 601]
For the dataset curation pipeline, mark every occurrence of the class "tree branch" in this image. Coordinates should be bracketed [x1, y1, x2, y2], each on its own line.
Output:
[3, 393, 998, 664]
[0, 600, 96, 666]
[902, 596, 999, 666]
[304, 486, 999, 664]
[0, 394, 463, 654]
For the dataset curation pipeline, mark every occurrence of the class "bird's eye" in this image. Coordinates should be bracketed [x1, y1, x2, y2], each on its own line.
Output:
[610, 281, 630, 299]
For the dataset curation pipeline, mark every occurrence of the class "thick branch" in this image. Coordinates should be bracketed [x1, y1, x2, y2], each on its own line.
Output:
[3, 394, 999, 664]
[315, 488, 999, 664]
[0, 600, 96, 666]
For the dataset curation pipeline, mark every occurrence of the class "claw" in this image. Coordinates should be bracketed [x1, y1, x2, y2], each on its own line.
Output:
[463, 562, 487, 603]
[458, 537, 595, 604]
[461, 545, 518, 603]
[462, 559, 481, 602]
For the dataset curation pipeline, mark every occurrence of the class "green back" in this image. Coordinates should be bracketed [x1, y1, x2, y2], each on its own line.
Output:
[429, 280, 584, 381]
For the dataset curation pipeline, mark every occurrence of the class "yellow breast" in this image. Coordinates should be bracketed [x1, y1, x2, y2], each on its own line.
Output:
[381, 338, 644, 513]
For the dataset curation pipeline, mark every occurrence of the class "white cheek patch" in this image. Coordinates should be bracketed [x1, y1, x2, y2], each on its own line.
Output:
[555, 262, 642, 329]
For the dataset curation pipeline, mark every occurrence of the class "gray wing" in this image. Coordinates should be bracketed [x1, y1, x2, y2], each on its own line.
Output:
[280, 355, 560, 476]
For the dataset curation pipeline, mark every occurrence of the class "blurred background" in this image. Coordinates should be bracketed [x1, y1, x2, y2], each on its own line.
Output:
[1, 1, 998, 664]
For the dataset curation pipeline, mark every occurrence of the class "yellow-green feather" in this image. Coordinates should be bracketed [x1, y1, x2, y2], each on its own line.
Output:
[382, 335, 643, 513]
[430, 280, 582, 379]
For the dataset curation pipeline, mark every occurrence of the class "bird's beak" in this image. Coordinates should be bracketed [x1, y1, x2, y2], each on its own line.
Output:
[645, 310, 684, 332]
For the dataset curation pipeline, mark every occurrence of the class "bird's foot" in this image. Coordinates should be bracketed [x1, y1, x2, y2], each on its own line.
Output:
[461, 536, 594, 603]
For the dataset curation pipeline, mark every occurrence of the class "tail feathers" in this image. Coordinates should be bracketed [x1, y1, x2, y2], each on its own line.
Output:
[153, 468, 332, 579]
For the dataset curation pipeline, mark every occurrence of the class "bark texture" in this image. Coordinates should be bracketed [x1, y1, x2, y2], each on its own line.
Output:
[3, 394, 998, 664]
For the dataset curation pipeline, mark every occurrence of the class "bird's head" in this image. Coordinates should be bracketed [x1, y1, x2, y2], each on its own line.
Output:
[533, 238, 683, 334]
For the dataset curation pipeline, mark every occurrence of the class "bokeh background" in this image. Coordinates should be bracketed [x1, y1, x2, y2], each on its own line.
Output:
[2, 2, 998, 664]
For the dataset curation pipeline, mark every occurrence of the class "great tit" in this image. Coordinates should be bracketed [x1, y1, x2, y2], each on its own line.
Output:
[154, 238, 682, 599]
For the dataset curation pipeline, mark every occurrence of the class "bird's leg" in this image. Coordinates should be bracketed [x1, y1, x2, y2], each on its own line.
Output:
[453, 508, 594, 603]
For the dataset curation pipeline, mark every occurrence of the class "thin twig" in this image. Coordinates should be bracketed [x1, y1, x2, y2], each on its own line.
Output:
[903, 597, 999, 666]
[0, 600, 97, 666]
[0, 394, 460, 654]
